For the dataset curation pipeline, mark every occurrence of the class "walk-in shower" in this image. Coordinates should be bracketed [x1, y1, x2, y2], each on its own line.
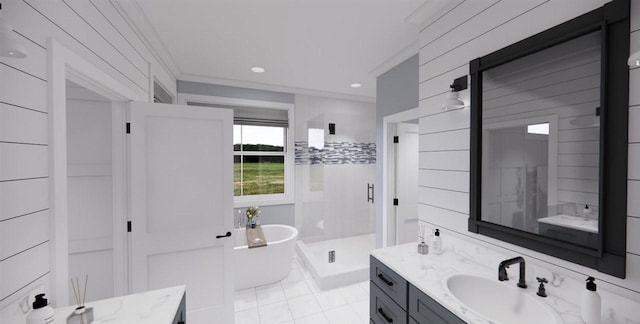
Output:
[293, 96, 376, 290]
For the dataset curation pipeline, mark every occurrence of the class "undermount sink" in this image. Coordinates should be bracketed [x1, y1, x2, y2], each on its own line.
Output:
[445, 274, 562, 324]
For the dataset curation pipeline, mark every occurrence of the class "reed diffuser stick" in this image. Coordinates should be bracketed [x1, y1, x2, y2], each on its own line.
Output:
[75, 277, 81, 304]
[71, 278, 80, 306]
[82, 274, 88, 306]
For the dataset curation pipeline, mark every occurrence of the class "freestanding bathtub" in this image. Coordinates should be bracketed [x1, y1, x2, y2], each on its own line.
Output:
[234, 224, 299, 291]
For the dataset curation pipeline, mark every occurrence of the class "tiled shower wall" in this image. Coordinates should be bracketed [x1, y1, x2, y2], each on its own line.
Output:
[294, 95, 376, 243]
[416, 0, 640, 305]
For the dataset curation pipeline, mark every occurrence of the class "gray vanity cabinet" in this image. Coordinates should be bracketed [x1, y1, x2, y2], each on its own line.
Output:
[172, 291, 187, 324]
[370, 256, 408, 306]
[370, 256, 408, 324]
[370, 256, 465, 324]
[408, 284, 465, 324]
[371, 282, 408, 324]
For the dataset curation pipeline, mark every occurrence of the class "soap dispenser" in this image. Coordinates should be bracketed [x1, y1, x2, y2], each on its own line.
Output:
[431, 229, 442, 255]
[583, 205, 592, 218]
[26, 294, 54, 324]
[581, 277, 601, 324]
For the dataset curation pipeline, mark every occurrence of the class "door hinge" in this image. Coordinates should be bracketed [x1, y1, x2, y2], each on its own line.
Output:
[127, 221, 132, 232]
[393, 136, 399, 143]
[393, 198, 399, 206]
[126, 123, 131, 134]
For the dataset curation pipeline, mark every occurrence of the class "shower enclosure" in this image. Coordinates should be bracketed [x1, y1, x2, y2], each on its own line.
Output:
[294, 96, 376, 290]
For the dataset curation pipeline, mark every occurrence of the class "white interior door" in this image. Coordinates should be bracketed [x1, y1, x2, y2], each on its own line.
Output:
[128, 102, 234, 323]
[395, 123, 419, 244]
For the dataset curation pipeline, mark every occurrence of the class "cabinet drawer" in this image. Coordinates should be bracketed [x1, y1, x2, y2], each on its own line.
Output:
[371, 281, 407, 324]
[408, 284, 465, 324]
[371, 256, 407, 309]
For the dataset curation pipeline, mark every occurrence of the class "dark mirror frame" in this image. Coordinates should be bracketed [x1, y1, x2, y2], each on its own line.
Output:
[469, 0, 629, 278]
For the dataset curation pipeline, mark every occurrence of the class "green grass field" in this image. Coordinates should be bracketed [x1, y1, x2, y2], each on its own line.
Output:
[234, 162, 285, 196]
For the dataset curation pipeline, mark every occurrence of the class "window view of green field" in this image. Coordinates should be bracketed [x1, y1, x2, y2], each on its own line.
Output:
[234, 124, 286, 196]
[234, 156, 285, 195]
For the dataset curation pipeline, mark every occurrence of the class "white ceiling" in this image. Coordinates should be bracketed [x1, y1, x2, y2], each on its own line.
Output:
[129, 0, 431, 100]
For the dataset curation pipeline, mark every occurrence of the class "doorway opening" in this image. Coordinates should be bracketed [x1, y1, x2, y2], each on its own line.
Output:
[49, 39, 145, 306]
[65, 81, 120, 303]
[382, 107, 421, 247]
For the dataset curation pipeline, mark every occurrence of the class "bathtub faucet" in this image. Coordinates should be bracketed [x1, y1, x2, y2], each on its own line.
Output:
[234, 211, 244, 228]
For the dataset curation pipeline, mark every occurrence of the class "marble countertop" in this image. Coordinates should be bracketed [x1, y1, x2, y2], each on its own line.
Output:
[54, 285, 185, 324]
[538, 215, 598, 233]
[371, 244, 583, 324]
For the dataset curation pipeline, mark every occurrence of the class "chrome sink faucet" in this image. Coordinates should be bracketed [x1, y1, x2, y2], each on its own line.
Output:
[498, 256, 528, 288]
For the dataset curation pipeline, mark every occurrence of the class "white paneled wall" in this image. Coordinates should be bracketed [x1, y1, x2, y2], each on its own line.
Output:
[0, 0, 175, 317]
[417, 0, 640, 304]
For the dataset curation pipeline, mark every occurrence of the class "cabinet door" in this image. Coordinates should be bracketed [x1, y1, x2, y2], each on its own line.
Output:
[408, 284, 465, 324]
[370, 281, 407, 324]
[370, 256, 408, 309]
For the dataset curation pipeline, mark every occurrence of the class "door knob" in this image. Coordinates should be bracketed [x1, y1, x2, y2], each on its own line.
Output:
[216, 231, 232, 239]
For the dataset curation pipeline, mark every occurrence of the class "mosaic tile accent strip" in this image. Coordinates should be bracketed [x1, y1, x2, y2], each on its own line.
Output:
[295, 141, 376, 165]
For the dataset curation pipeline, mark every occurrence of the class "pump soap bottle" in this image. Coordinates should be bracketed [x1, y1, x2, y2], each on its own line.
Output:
[26, 293, 54, 324]
[583, 205, 592, 218]
[581, 276, 601, 324]
[431, 229, 442, 255]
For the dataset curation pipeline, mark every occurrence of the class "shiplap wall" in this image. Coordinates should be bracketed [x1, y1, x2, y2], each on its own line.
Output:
[0, 0, 175, 319]
[417, 0, 640, 302]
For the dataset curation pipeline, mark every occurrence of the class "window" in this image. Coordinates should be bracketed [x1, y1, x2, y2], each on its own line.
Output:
[234, 125, 286, 196]
[232, 105, 292, 206]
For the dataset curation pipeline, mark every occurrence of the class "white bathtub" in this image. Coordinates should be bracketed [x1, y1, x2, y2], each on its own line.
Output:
[234, 224, 299, 291]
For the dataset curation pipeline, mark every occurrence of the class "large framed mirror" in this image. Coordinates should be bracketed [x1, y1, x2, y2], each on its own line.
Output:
[469, 0, 629, 278]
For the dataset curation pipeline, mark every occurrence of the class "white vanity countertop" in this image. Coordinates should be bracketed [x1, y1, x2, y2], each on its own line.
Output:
[538, 215, 598, 233]
[53, 285, 185, 324]
[371, 244, 583, 324]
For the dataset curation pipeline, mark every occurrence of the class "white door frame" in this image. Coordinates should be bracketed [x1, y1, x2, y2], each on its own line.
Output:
[381, 107, 421, 247]
[48, 39, 147, 306]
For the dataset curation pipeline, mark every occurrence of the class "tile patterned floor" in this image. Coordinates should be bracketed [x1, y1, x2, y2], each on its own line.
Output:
[235, 253, 370, 324]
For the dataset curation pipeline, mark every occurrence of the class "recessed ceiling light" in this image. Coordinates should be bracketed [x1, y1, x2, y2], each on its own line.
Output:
[251, 66, 265, 73]
[350, 83, 362, 88]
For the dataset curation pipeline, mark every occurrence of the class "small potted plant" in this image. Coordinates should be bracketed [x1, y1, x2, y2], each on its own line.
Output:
[246, 206, 260, 228]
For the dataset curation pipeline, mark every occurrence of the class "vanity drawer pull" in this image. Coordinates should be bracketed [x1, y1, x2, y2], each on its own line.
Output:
[378, 273, 394, 287]
[378, 307, 394, 323]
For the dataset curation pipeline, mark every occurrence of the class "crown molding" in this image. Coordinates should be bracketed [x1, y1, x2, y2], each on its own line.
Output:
[113, 0, 181, 79]
[179, 73, 376, 103]
[369, 0, 465, 78]
[406, 0, 464, 31]
[368, 40, 419, 78]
